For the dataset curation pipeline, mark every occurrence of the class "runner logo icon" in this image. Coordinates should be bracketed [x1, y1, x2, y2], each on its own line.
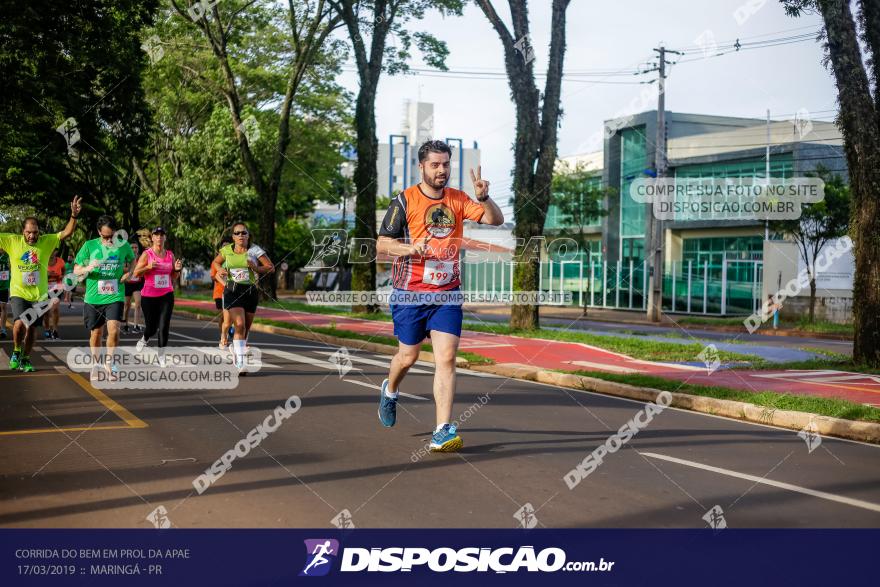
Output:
[300, 539, 339, 577]
[20, 250, 38, 264]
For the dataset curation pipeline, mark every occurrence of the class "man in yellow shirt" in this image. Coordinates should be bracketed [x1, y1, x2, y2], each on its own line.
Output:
[0, 196, 82, 372]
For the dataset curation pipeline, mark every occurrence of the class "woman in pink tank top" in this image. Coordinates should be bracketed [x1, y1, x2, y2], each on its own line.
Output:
[132, 226, 182, 365]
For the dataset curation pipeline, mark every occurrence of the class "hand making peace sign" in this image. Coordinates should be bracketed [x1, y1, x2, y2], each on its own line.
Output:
[469, 166, 490, 199]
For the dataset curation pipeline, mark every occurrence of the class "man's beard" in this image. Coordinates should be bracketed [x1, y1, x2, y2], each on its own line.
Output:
[426, 174, 448, 189]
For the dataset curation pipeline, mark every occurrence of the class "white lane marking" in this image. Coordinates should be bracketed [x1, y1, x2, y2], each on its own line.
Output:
[41, 351, 60, 363]
[248, 342, 337, 350]
[457, 341, 514, 349]
[342, 378, 429, 401]
[261, 348, 362, 372]
[565, 360, 638, 374]
[314, 350, 431, 374]
[752, 370, 848, 379]
[169, 331, 206, 342]
[183, 345, 281, 369]
[640, 452, 880, 513]
[629, 359, 707, 372]
[172, 329, 340, 351]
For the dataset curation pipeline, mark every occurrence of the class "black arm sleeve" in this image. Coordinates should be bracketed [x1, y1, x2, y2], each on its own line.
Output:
[378, 198, 406, 239]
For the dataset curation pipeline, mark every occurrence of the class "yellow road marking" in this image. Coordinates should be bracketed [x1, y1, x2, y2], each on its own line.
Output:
[0, 424, 135, 437]
[0, 372, 66, 378]
[63, 370, 148, 429]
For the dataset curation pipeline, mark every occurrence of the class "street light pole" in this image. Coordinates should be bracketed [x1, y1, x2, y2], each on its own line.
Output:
[646, 45, 680, 322]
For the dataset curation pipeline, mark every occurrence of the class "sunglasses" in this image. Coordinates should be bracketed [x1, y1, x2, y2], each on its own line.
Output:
[233, 230, 249, 236]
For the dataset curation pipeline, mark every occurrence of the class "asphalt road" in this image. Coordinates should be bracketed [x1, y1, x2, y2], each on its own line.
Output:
[1, 306, 878, 529]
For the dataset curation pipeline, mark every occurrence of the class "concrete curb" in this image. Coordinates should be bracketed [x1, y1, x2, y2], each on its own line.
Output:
[172, 310, 469, 366]
[469, 362, 880, 444]
[173, 309, 877, 444]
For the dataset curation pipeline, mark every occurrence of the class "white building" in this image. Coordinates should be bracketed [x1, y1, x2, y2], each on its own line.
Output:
[377, 100, 481, 198]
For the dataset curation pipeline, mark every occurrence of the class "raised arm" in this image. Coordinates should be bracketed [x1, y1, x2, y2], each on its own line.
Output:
[58, 196, 83, 241]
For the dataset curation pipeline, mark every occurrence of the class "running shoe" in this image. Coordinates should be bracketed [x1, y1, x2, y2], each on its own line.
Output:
[19, 356, 35, 373]
[136, 336, 147, 352]
[378, 379, 397, 428]
[105, 363, 120, 382]
[235, 356, 248, 377]
[0, 328, 7, 339]
[51, 329, 59, 340]
[157, 353, 167, 368]
[122, 323, 130, 334]
[228, 325, 235, 340]
[9, 350, 20, 370]
[90, 365, 102, 382]
[429, 424, 463, 452]
[43, 329, 51, 339]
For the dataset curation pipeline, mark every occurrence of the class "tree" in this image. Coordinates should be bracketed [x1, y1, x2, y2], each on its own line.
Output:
[330, 0, 464, 311]
[138, 1, 350, 268]
[167, 0, 344, 297]
[551, 162, 608, 247]
[550, 162, 610, 314]
[782, 0, 880, 365]
[476, 0, 571, 329]
[0, 0, 158, 231]
[770, 171, 850, 322]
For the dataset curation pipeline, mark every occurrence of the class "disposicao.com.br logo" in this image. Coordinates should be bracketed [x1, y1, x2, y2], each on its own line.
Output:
[299, 543, 614, 575]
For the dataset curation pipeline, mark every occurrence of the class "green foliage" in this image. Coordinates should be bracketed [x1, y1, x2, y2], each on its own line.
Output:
[134, 0, 353, 264]
[275, 217, 319, 272]
[769, 168, 851, 264]
[550, 161, 610, 244]
[0, 0, 159, 231]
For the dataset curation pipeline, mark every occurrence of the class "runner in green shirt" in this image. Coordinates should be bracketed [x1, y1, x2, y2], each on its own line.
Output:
[0, 249, 10, 339]
[73, 215, 134, 381]
[0, 195, 83, 372]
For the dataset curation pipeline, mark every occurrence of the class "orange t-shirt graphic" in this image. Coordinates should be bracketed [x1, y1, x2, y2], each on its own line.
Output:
[379, 185, 485, 292]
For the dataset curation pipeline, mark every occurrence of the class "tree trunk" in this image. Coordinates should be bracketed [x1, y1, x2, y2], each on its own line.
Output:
[258, 190, 278, 300]
[809, 277, 817, 323]
[479, 0, 570, 330]
[817, 0, 880, 365]
[351, 81, 379, 312]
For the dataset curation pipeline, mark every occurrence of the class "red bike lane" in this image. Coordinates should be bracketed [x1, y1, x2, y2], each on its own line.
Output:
[176, 299, 880, 407]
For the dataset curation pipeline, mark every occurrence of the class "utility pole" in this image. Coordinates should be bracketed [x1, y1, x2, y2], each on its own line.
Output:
[645, 44, 681, 322]
[765, 108, 770, 240]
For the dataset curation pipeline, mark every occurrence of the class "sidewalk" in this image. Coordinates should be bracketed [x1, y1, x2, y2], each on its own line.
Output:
[276, 292, 853, 341]
[176, 299, 880, 407]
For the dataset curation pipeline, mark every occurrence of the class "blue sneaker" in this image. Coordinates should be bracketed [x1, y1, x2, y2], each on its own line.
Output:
[429, 424, 462, 452]
[228, 325, 235, 340]
[378, 378, 397, 427]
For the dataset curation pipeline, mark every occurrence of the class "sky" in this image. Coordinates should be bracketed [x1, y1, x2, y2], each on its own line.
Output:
[334, 1, 837, 216]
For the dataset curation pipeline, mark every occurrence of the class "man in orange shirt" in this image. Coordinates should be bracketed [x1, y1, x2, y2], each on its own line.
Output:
[377, 140, 504, 452]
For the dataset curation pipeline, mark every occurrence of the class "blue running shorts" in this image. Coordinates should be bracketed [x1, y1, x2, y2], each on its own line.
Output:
[390, 288, 464, 345]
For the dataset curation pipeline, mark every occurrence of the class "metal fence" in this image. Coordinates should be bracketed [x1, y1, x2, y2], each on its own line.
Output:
[460, 254, 763, 316]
